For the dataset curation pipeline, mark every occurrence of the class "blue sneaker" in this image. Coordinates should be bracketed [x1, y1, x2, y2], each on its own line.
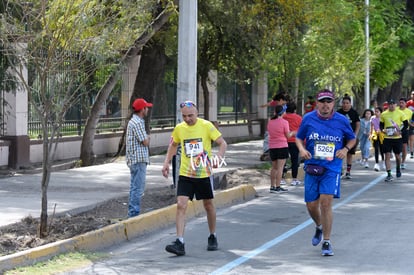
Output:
[321, 241, 334, 256]
[396, 171, 401, 178]
[312, 227, 323, 246]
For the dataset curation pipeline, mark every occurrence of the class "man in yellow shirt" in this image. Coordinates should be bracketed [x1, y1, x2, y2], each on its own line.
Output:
[162, 101, 227, 256]
[380, 99, 409, 181]
[397, 98, 413, 169]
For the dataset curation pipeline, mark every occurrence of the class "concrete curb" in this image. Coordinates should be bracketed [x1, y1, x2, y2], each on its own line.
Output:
[0, 184, 256, 272]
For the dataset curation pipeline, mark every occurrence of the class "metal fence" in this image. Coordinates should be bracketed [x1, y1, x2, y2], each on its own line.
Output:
[28, 117, 125, 139]
[27, 111, 254, 139]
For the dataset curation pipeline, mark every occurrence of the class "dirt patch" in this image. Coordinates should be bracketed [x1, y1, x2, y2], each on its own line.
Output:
[0, 168, 270, 257]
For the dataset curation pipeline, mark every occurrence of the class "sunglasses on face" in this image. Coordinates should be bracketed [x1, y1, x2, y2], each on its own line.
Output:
[318, 99, 333, 103]
[179, 101, 197, 108]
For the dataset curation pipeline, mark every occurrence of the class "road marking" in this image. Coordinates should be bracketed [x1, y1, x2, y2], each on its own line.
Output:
[210, 174, 386, 275]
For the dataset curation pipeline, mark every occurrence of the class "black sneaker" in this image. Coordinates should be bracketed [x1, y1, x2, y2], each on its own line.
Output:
[207, 234, 218, 251]
[396, 171, 402, 178]
[165, 239, 185, 256]
[312, 227, 323, 246]
[321, 241, 334, 256]
[275, 186, 288, 192]
[385, 175, 394, 182]
[270, 186, 277, 193]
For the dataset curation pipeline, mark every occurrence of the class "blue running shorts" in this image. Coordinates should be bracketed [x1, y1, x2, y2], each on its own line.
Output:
[304, 169, 341, 202]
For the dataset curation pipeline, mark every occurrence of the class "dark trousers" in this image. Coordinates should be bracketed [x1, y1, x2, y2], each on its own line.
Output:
[373, 139, 384, 163]
[288, 142, 300, 178]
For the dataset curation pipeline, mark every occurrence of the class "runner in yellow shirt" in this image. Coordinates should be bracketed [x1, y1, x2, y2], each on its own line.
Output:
[398, 97, 414, 169]
[162, 101, 227, 256]
[380, 99, 409, 181]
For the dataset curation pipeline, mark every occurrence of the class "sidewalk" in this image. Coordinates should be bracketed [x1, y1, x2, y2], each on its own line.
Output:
[0, 139, 265, 227]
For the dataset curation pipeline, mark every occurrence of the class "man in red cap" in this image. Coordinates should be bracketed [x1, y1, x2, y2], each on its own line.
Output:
[126, 98, 153, 217]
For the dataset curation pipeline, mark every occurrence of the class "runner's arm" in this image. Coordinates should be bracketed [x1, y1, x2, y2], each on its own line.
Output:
[162, 141, 179, 178]
[214, 136, 227, 159]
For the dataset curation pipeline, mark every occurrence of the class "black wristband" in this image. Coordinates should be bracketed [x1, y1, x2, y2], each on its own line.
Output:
[344, 145, 350, 151]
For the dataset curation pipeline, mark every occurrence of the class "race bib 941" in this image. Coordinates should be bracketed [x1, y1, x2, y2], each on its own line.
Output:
[184, 138, 204, 157]
[314, 141, 335, 161]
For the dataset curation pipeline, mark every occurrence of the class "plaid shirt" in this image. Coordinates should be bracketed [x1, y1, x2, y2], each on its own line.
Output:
[126, 114, 150, 166]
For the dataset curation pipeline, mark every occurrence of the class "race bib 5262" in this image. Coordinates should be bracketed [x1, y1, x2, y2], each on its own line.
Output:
[314, 142, 335, 161]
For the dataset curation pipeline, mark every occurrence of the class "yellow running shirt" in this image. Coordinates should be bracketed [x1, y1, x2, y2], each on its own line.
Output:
[380, 109, 406, 139]
[172, 118, 222, 178]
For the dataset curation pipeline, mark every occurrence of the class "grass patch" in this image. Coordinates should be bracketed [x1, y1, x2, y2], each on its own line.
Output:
[219, 106, 234, 112]
[5, 252, 107, 275]
[256, 162, 271, 170]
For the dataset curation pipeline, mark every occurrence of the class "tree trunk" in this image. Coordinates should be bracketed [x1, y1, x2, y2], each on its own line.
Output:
[237, 68, 253, 137]
[80, 4, 175, 166]
[390, 69, 404, 99]
[38, 126, 52, 237]
[115, 40, 168, 155]
[200, 73, 210, 120]
[132, 41, 168, 132]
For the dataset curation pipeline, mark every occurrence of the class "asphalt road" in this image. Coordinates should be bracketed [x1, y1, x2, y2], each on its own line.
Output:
[63, 159, 414, 275]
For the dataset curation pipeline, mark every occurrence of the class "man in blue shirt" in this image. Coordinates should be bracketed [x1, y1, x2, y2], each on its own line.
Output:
[296, 89, 356, 256]
[126, 98, 153, 218]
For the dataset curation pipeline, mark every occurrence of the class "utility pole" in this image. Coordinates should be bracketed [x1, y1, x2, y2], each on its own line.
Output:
[173, 1, 198, 189]
[176, 0, 197, 123]
[365, 0, 370, 109]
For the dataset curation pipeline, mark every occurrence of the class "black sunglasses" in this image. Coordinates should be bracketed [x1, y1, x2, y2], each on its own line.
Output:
[318, 98, 333, 103]
[179, 101, 197, 108]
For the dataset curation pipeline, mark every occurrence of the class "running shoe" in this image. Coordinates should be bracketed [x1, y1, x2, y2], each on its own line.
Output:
[373, 163, 380, 171]
[165, 239, 185, 256]
[321, 241, 334, 256]
[364, 162, 369, 168]
[207, 234, 218, 251]
[396, 171, 402, 178]
[385, 175, 394, 182]
[345, 173, 352, 179]
[401, 163, 406, 170]
[280, 179, 287, 185]
[312, 227, 323, 246]
[271, 186, 288, 193]
[276, 186, 288, 192]
[291, 179, 301, 186]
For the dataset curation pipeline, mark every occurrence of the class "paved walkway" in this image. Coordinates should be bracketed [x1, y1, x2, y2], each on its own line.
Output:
[0, 139, 265, 227]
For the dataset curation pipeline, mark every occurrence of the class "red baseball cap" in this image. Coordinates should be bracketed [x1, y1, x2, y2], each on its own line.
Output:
[132, 98, 153, 111]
